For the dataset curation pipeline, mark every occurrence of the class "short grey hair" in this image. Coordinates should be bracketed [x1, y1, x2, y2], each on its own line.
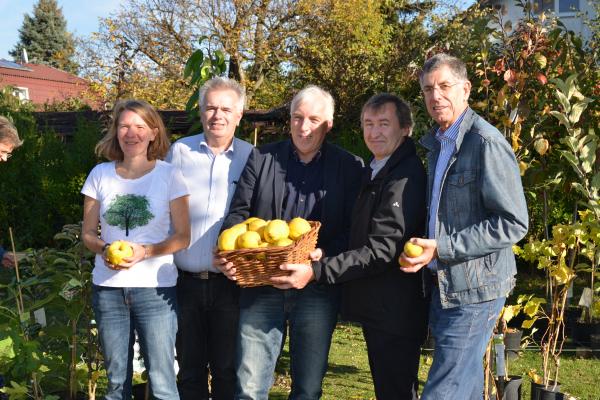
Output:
[419, 53, 469, 84]
[199, 77, 246, 112]
[0, 116, 23, 148]
[290, 85, 335, 122]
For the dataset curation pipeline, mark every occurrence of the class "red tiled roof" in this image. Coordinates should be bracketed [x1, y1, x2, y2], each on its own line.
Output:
[0, 62, 87, 85]
[0, 60, 98, 109]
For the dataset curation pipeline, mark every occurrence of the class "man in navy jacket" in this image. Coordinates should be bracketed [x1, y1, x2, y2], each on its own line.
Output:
[217, 85, 363, 399]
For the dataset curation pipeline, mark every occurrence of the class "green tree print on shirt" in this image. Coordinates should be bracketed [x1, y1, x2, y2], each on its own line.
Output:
[103, 194, 154, 236]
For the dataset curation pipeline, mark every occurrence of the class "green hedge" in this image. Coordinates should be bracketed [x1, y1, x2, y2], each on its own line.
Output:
[0, 92, 101, 249]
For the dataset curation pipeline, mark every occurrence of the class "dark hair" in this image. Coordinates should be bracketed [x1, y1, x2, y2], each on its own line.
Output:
[361, 93, 413, 135]
[419, 53, 468, 83]
[96, 99, 169, 161]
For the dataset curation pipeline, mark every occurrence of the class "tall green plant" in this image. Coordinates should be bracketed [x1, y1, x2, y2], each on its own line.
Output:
[0, 224, 97, 399]
[516, 223, 579, 390]
[183, 37, 227, 134]
[551, 75, 598, 322]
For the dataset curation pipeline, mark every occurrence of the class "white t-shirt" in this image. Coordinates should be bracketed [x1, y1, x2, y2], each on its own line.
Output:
[81, 160, 189, 287]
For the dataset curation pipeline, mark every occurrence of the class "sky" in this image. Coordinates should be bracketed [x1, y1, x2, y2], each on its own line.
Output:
[0, 0, 122, 60]
[0, 0, 479, 62]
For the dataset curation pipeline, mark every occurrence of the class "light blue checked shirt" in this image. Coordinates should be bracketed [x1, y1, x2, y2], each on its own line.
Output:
[428, 110, 467, 271]
[166, 134, 253, 273]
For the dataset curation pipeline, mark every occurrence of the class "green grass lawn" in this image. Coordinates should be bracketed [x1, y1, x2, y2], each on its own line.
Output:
[269, 323, 600, 400]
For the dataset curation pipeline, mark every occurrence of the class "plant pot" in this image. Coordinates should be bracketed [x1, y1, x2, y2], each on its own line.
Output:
[572, 321, 600, 346]
[504, 330, 523, 360]
[495, 375, 523, 400]
[530, 381, 560, 400]
[49, 391, 88, 400]
[132, 382, 153, 400]
[590, 333, 600, 357]
[563, 306, 582, 337]
[538, 386, 566, 400]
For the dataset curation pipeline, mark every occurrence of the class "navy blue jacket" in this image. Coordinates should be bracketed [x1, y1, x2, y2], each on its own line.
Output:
[222, 139, 363, 258]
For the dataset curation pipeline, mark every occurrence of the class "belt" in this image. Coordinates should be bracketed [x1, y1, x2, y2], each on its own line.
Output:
[178, 270, 223, 280]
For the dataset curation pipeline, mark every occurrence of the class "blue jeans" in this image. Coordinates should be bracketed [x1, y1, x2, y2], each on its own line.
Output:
[421, 290, 505, 400]
[92, 285, 179, 400]
[235, 283, 339, 400]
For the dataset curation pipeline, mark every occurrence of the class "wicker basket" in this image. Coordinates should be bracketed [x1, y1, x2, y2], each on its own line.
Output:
[216, 221, 321, 287]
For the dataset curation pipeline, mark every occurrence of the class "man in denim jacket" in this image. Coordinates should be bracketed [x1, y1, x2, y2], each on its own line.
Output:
[399, 54, 528, 399]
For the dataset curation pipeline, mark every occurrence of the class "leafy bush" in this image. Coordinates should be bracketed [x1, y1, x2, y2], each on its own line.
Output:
[0, 90, 101, 249]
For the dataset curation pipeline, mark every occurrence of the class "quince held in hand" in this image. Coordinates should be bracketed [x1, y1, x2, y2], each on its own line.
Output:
[399, 241, 423, 267]
[107, 240, 134, 265]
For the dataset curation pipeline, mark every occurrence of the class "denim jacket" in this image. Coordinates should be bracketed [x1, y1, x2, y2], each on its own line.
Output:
[420, 108, 528, 308]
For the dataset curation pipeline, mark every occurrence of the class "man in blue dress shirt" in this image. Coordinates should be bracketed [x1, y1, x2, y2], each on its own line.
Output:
[399, 54, 528, 399]
[167, 77, 253, 400]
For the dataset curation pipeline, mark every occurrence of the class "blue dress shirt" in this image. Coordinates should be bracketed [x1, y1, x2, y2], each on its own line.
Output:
[428, 110, 467, 271]
[166, 134, 253, 273]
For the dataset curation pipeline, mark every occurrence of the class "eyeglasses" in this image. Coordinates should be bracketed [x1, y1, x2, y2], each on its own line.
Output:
[0, 151, 12, 161]
[422, 82, 464, 96]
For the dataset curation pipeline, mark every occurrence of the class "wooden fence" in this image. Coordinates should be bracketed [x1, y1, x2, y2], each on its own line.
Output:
[32, 106, 289, 137]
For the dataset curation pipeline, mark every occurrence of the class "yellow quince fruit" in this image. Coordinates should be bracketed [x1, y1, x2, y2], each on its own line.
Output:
[236, 231, 262, 249]
[106, 240, 134, 265]
[263, 219, 290, 244]
[218, 228, 240, 251]
[404, 242, 424, 258]
[288, 217, 311, 241]
[230, 223, 248, 236]
[248, 218, 267, 232]
[274, 237, 294, 247]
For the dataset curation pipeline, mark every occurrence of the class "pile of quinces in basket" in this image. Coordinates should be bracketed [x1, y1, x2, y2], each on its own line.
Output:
[217, 217, 312, 251]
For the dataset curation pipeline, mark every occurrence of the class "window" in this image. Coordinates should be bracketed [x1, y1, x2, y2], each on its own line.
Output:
[533, 0, 580, 14]
[12, 87, 29, 101]
[558, 0, 579, 13]
[533, 0, 553, 13]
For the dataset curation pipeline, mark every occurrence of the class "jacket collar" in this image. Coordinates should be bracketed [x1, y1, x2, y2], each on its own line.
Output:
[420, 107, 477, 153]
[273, 139, 334, 217]
[370, 137, 417, 181]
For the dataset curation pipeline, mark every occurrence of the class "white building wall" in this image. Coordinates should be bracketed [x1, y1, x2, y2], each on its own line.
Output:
[485, 0, 596, 44]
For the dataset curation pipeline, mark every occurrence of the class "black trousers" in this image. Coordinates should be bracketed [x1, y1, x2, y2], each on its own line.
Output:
[362, 325, 422, 400]
[176, 274, 239, 400]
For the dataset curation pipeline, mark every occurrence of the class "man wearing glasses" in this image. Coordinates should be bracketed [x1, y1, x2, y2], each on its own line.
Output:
[0, 116, 24, 267]
[399, 54, 528, 399]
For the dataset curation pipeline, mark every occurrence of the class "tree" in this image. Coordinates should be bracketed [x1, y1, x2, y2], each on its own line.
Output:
[78, 0, 314, 108]
[291, 0, 434, 135]
[103, 194, 154, 236]
[10, 0, 78, 73]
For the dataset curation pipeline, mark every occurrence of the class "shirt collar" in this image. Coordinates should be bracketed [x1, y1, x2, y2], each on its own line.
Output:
[435, 108, 468, 143]
[369, 155, 390, 180]
[199, 134, 235, 155]
[291, 144, 324, 165]
[369, 155, 390, 171]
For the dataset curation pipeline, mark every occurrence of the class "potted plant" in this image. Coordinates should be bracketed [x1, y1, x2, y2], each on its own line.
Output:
[485, 295, 545, 400]
[547, 75, 599, 348]
[517, 222, 585, 400]
[0, 224, 99, 400]
[0, 228, 62, 400]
